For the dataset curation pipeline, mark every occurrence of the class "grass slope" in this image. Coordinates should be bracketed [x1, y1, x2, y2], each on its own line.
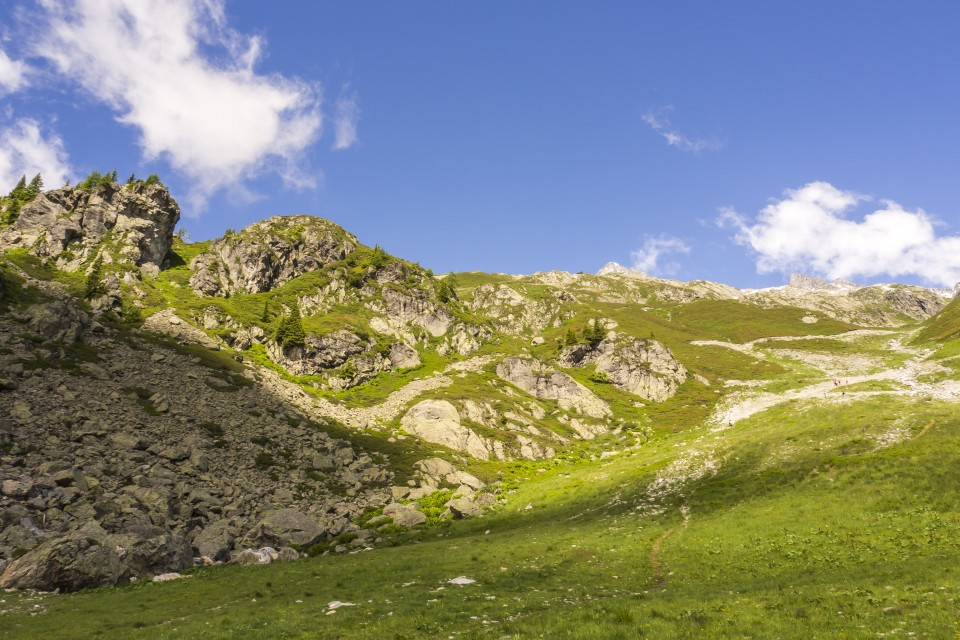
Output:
[4, 397, 958, 639]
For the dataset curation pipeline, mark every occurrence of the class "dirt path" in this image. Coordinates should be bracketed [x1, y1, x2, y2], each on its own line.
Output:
[913, 418, 936, 441]
[648, 505, 691, 587]
[705, 332, 960, 428]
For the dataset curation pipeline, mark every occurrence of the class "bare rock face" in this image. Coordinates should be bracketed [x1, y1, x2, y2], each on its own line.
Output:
[560, 334, 687, 402]
[189, 216, 357, 297]
[373, 288, 453, 337]
[495, 357, 611, 419]
[0, 182, 180, 274]
[401, 400, 494, 459]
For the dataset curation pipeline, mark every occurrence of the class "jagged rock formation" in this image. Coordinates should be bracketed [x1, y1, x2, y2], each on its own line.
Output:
[189, 216, 357, 297]
[496, 357, 611, 419]
[0, 182, 179, 275]
[560, 333, 687, 402]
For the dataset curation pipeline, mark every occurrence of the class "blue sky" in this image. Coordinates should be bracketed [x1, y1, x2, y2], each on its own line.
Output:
[2, 1, 960, 288]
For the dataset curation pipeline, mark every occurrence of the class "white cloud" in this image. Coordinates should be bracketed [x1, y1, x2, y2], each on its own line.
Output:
[721, 181, 960, 287]
[0, 118, 72, 191]
[642, 107, 722, 154]
[32, 0, 323, 205]
[0, 47, 27, 94]
[332, 92, 360, 151]
[630, 235, 691, 276]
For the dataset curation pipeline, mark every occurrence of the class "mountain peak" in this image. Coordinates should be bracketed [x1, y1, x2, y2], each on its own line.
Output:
[597, 262, 646, 278]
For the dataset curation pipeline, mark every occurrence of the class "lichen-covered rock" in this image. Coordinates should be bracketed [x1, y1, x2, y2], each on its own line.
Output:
[401, 400, 494, 459]
[496, 357, 611, 419]
[0, 182, 179, 274]
[560, 334, 687, 402]
[189, 216, 357, 296]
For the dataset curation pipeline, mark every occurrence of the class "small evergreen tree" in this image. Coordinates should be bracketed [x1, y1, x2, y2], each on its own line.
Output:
[564, 328, 578, 346]
[127, 173, 137, 185]
[84, 256, 106, 299]
[274, 306, 305, 348]
[9, 175, 26, 199]
[370, 244, 388, 269]
[583, 319, 605, 345]
[145, 173, 161, 185]
[261, 300, 271, 322]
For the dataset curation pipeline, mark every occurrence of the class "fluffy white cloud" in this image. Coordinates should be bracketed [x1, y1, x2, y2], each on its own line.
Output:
[0, 118, 72, 191]
[642, 107, 722, 154]
[721, 181, 960, 287]
[0, 47, 27, 94]
[332, 92, 360, 151]
[33, 0, 323, 204]
[631, 235, 691, 276]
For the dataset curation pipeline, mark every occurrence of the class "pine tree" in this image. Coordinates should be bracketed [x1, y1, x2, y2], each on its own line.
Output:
[564, 328, 578, 346]
[84, 256, 106, 299]
[261, 300, 271, 322]
[24, 174, 43, 199]
[9, 175, 26, 200]
[274, 306, 305, 348]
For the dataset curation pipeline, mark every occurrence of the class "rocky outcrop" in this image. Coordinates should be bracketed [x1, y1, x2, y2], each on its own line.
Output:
[189, 216, 357, 297]
[370, 288, 453, 337]
[400, 400, 494, 459]
[468, 284, 573, 334]
[496, 357, 611, 419]
[0, 182, 180, 275]
[0, 522, 191, 592]
[560, 333, 687, 402]
[268, 330, 370, 376]
[143, 309, 220, 349]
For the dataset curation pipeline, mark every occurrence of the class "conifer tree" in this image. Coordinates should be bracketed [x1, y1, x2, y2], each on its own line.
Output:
[84, 256, 106, 299]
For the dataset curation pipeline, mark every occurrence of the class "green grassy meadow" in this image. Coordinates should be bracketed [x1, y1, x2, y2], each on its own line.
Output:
[4, 395, 958, 639]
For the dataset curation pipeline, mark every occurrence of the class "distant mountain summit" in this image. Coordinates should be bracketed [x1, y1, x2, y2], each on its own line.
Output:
[596, 262, 646, 278]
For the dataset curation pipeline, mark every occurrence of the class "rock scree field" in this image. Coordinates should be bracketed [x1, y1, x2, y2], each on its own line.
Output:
[1, 176, 959, 638]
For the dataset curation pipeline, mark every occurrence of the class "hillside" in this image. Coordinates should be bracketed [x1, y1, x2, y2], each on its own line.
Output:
[1, 178, 959, 637]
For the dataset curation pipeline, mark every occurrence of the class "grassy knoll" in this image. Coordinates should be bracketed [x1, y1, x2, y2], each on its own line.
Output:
[4, 396, 958, 639]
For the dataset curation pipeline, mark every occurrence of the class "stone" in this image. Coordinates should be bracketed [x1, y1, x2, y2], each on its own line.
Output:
[401, 401, 492, 459]
[383, 503, 427, 527]
[247, 509, 325, 548]
[496, 357, 611, 418]
[193, 519, 235, 562]
[446, 497, 483, 519]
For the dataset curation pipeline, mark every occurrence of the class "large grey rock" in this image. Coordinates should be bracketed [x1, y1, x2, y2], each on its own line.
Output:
[383, 503, 427, 527]
[247, 509, 325, 548]
[401, 401, 493, 459]
[496, 357, 611, 418]
[189, 216, 357, 296]
[25, 301, 89, 343]
[193, 519, 235, 562]
[0, 182, 179, 273]
[0, 523, 189, 592]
